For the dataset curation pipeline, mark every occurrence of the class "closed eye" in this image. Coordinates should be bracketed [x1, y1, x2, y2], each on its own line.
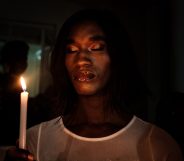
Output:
[88, 43, 106, 52]
[65, 45, 79, 54]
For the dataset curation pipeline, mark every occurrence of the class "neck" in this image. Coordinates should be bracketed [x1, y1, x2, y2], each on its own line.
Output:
[75, 95, 107, 124]
[64, 95, 133, 127]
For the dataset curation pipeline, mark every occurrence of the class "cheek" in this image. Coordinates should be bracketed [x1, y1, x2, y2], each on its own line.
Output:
[65, 57, 74, 82]
[102, 63, 111, 83]
[97, 56, 111, 82]
[65, 56, 73, 72]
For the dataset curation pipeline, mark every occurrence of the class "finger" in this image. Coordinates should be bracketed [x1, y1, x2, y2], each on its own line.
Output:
[27, 154, 35, 161]
[17, 149, 35, 161]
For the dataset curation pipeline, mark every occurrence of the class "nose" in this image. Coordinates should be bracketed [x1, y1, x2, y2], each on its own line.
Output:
[76, 49, 92, 66]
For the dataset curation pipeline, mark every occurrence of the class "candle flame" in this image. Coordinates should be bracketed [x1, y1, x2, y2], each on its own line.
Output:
[20, 77, 26, 91]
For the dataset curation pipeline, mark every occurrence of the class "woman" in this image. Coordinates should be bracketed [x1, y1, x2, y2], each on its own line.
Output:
[5, 9, 183, 161]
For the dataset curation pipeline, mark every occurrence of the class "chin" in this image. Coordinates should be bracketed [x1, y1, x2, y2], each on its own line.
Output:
[75, 86, 99, 96]
[77, 90, 97, 96]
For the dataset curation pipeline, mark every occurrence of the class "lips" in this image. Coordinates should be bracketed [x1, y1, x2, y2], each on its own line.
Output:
[72, 70, 96, 82]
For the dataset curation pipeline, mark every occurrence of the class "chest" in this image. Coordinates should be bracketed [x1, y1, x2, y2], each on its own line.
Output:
[38, 130, 140, 161]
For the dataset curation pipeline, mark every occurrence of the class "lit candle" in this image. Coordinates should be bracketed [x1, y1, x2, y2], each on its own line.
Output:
[19, 77, 29, 149]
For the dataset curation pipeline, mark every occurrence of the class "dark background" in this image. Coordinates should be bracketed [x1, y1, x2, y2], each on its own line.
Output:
[0, 0, 183, 152]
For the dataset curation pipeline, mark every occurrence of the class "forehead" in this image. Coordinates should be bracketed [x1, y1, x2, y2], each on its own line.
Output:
[68, 21, 105, 40]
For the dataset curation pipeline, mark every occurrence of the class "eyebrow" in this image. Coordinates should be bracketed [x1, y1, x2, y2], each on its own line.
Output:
[66, 35, 106, 45]
[89, 35, 106, 41]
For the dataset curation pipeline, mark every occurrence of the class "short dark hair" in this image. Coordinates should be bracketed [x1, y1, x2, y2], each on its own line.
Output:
[50, 9, 149, 117]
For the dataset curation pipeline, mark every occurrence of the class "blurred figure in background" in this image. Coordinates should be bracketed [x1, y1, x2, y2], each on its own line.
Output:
[0, 40, 29, 145]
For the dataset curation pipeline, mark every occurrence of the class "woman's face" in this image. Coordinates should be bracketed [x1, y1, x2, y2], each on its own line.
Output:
[65, 21, 111, 96]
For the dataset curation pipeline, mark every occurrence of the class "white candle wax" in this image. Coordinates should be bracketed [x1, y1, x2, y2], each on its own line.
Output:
[19, 77, 28, 149]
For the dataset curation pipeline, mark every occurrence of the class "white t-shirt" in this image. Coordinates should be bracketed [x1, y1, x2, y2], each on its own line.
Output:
[27, 116, 183, 161]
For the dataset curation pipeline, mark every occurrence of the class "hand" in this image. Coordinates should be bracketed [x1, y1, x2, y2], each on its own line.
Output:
[4, 147, 35, 161]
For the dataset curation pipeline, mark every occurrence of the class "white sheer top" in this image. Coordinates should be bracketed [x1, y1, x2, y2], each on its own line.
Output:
[26, 116, 183, 161]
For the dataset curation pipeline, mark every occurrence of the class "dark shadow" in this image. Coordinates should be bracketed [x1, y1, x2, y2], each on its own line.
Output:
[0, 40, 29, 146]
[156, 92, 184, 153]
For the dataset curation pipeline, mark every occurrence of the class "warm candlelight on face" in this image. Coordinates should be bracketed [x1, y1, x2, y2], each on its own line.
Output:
[19, 76, 29, 149]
